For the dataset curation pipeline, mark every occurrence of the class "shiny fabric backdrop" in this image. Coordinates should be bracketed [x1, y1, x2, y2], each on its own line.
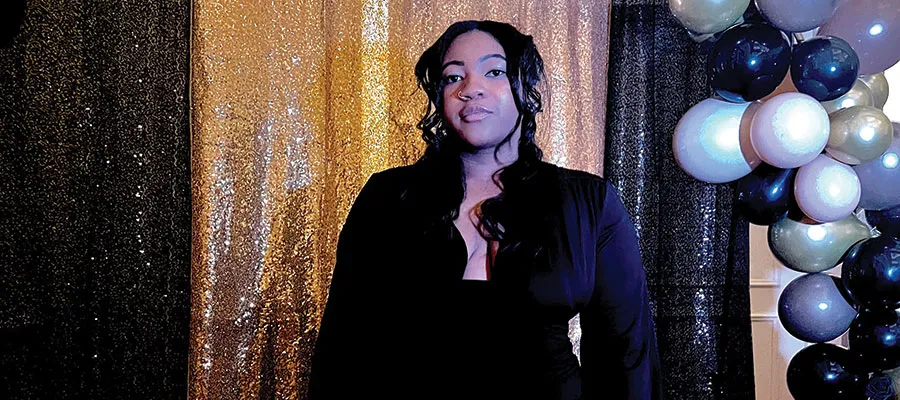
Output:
[190, 1, 611, 398]
[0, 0, 191, 398]
[604, 0, 755, 398]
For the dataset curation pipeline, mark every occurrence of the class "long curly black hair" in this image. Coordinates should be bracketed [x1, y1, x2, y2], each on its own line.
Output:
[412, 20, 548, 255]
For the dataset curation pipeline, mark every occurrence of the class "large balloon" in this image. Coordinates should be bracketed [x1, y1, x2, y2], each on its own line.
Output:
[750, 92, 830, 168]
[850, 309, 900, 371]
[854, 130, 900, 210]
[768, 214, 874, 273]
[756, 0, 840, 32]
[842, 235, 900, 309]
[779, 273, 858, 342]
[709, 23, 791, 102]
[827, 106, 894, 165]
[735, 163, 796, 224]
[673, 99, 761, 183]
[791, 36, 860, 101]
[818, 0, 900, 75]
[821, 79, 875, 114]
[859, 73, 891, 109]
[787, 343, 866, 400]
[867, 204, 900, 238]
[668, 0, 752, 35]
[795, 154, 861, 222]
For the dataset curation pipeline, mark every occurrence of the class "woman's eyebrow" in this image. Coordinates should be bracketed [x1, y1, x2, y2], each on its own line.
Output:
[441, 53, 507, 71]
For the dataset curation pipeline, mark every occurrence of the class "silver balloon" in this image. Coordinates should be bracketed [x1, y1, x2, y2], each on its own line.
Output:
[795, 154, 861, 222]
[669, 0, 751, 35]
[750, 92, 830, 168]
[756, 0, 841, 32]
[826, 105, 893, 165]
[778, 273, 857, 343]
[673, 99, 761, 183]
[768, 214, 874, 273]
[859, 72, 890, 109]
[821, 79, 875, 114]
[854, 129, 900, 210]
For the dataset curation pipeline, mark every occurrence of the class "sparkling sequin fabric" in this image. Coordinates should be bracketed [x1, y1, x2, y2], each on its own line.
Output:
[605, 0, 755, 398]
[190, 1, 610, 398]
[0, 0, 191, 398]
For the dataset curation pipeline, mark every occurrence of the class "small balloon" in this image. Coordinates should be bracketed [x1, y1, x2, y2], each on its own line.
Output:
[850, 309, 900, 372]
[750, 92, 830, 168]
[854, 130, 900, 210]
[673, 99, 761, 183]
[668, 0, 752, 35]
[736, 163, 796, 224]
[756, 0, 840, 32]
[822, 79, 875, 114]
[791, 36, 860, 101]
[859, 73, 891, 109]
[818, 0, 900, 75]
[842, 235, 900, 310]
[768, 214, 874, 273]
[779, 273, 858, 342]
[787, 343, 866, 400]
[709, 23, 791, 102]
[867, 204, 900, 238]
[795, 154, 861, 223]
[827, 106, 893, 165]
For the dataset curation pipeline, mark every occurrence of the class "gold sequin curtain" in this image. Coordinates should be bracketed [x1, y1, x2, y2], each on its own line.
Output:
[190, 0, 610, 398]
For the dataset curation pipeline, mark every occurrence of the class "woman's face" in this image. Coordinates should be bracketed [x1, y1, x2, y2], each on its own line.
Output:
[441, 30, 520, 151]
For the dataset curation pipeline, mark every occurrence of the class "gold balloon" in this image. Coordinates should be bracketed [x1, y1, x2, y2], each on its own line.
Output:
[859, 72, 890, 109]
[768, 214, 874, 273]
[827, 105, 894, 165]
[821, 78, 874, 114]
[669, 0, 751, 35]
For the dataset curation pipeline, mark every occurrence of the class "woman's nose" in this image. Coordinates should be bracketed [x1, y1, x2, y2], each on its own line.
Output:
[458, 78, 485, 100]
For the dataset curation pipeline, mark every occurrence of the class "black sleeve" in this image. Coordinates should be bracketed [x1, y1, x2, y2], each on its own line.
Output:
[308, 172, 386, 399]
[580, 181, 663, 399]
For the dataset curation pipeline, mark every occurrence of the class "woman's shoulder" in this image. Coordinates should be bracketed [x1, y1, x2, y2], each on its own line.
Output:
[537, 161, 613, 197]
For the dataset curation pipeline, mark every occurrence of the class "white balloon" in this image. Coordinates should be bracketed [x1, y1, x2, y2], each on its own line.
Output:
[750, 92, 831, 168]
[795, 154, 861, 222]
[673, 98, 762, 183]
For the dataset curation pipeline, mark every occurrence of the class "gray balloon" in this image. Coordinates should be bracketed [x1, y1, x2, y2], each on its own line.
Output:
[854, 129, 900, 210]
[827, 105, 893, 165]
[756, 0, 841, 32]
[795, 154, 861, 222]
[768, 214, 874, 273]
[821, 78, 875, 114]
[859, 72, 890, 109]
[669, 0, 751, 35]
[778, 273, 858, 343]
[818, 0, 900, 74]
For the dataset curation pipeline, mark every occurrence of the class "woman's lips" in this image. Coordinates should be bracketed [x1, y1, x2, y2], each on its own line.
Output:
[460, 106, 493, 122]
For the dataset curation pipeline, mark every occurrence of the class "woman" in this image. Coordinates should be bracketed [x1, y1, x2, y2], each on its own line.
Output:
[309, 20, 662, 400]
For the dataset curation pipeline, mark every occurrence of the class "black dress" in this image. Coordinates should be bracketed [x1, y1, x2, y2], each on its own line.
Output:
[308, 160, 663, 400]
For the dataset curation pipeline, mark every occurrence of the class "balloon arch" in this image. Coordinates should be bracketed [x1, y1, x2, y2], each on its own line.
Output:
[669, 0, 900, 398]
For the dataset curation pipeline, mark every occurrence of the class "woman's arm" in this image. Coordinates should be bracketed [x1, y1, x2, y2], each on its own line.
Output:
[308, 172, 387, 399]
[580, 181, 663, 399]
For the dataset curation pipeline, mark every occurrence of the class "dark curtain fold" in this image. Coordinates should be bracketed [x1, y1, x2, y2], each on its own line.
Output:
[0, 1, 191, 398]
[604, 1, 755, 398]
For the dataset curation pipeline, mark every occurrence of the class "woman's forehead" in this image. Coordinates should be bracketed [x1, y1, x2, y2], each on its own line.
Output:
[443, 30, 506, 64]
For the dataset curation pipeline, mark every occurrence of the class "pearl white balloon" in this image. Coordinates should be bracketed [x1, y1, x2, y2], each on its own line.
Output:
[750, 92, 830, 168]
[795, 154, 862, 222]
[673, 99, 762, 183]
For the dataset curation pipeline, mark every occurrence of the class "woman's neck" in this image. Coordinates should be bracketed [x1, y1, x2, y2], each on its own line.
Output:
[459, 131, 520, 184]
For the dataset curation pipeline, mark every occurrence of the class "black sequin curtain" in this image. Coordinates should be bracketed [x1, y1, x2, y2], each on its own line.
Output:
[0, 1, 191, 398]
[604, 0, 755, 398]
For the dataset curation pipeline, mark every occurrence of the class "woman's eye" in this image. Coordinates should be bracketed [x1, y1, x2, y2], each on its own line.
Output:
[442, 75, 461, 84]
[487, 69, 506, 77]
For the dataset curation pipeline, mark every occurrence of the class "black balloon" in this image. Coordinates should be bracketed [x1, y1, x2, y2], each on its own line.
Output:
[867, 204, 900, 238]
[0, 0, 25, 48]
[787, 343, 866, 400]
[709, 23, 791, 102]
[849, 309, 900, 372]
[842, 235, 900, 309]
[791, 36, 860, 101]
[735, 163, 797, 225]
